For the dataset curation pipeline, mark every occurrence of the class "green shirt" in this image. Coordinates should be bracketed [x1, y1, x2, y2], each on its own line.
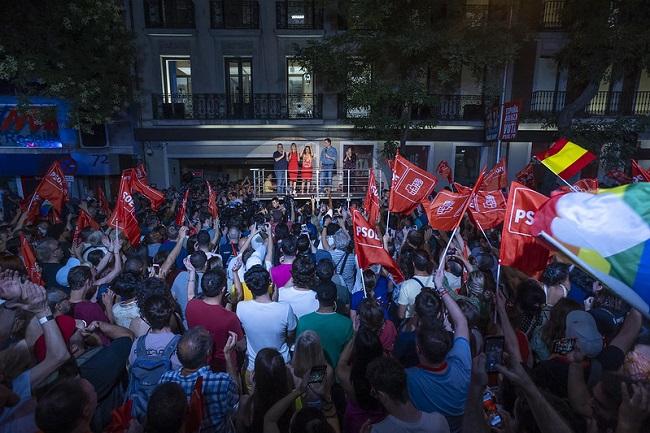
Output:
[296, 311, 353, 368]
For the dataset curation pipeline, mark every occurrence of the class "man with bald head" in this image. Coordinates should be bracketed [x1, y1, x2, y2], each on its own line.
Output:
[159, 327, 239, 432]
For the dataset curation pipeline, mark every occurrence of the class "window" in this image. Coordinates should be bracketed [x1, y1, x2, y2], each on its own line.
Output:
[287, 59, 314, 118]
[225, 58, 253, 118]
[160, 57, 192, 118]
[210, 1, 259, 29]
[276, 1, 324, 29]
[144, 0, 195, 28]
[454, 146, 481, 186]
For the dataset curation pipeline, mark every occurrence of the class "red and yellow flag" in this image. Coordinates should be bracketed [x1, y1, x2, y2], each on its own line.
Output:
[535, 138, 595, 180]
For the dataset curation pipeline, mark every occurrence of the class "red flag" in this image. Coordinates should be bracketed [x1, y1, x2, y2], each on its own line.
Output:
[108, 171, 140, 246]
[499, 182, 550, 275]
[134, 163, 147, 181]
[468, 189, 507, 230]
[425, 190, 471, 232]
[557, 178, 599, 194]
[186, 376, 204, 433]
[73, 208, 100, 246]
[606, 168, 632, 185]
[352, 210, 404, 283]
[104, 400, 132, 433]
[364, 169, 380, 225]
[19, 233, 44, 285]
[24, 161, 69, 223]
[206, 181, 219, 219]
[96, 185, 111, 216]
[480, 159, 507, 191]
[176, 189, 189, 227]
[437, 160, 453, 183]
[515, 163, 535, 188]
[632, 160, 650, 182]
[388, 154, 438, 215]
[125, 168, 164, 211]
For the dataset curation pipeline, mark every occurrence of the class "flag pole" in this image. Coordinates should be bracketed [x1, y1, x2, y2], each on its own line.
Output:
[437, 226, 460, 272]
[475, 220, 491, 244]
[533, 156, 578, 192]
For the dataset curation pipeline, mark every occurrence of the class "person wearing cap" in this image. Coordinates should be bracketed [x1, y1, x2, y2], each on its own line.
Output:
[296, 280, 353, 368]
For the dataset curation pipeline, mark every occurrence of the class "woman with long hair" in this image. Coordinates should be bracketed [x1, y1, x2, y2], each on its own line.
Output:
[336, 328, 385, 433]
[300, 145, 313, 194]
[237, 348, 294, 433]
[288, 143, 300, 195]
[289, 330, 334, 408]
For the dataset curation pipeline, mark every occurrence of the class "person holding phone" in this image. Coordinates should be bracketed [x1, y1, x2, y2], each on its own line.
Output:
[288, 330, 334, 408]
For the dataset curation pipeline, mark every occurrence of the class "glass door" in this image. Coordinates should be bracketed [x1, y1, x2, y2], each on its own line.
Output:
[287, 59, 313, 118]
[225, 58, 253, 118]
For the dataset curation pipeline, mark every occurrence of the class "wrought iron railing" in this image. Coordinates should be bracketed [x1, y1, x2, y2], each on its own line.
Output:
[210, 0, 259, 29]
[152, 93, 323, 120]
[529, 90, 650, 116]
[276, 1, 324, 29]
[540, 1, 565, 30]
[144, 0, 195, 28]
[337, 94, 488, 121]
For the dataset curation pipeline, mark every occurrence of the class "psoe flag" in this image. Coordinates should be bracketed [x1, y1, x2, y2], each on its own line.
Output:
[535, 138, 596, 180]
[533, 183, 650, 318]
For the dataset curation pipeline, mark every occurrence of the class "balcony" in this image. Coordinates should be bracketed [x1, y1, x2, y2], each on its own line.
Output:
[529, 90, 650, 116]
[540, 1, 565, 30]
[337, 94, 488, 121]
[144, 0, 195, 28]
[210, 1, 259, 29]
[276, 1, 324, 30]
[152, 93, 323, 120]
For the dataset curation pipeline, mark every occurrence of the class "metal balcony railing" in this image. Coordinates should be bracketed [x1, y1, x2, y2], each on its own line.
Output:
[144, 0, 195, 28]
[251, 167, 383, 203]
[152, 93, 323, 120]
[540, 1, 565, 30]
[529, 90, 650, 116]
[276, 1, 324, 29]
[337, 94, 488, 121]
[210, 0, 259, 29]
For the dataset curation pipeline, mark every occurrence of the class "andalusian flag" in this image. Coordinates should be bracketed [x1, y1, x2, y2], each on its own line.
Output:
[535, 138, 596, 180]
[533, 183, 650, 317]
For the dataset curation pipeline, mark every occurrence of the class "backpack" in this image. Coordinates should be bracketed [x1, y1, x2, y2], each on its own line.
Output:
[126, 333, 181, 419]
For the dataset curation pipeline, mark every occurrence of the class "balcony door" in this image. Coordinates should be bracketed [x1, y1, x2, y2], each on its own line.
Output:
[161, 56, 192, 117]
[225, 58, 253, 118]
[287, 59, 313, 118]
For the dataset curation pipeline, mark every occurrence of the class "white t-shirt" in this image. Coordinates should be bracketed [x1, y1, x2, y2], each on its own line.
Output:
[398, 275, 434, 318]
[278, 286, 319, 318]
[371, 411, 450, 433]
[236, 300, 297, 370]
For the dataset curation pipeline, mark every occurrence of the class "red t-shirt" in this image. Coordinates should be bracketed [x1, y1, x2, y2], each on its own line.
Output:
[71, 301, 109, 324]
[185, 299, 244, 371]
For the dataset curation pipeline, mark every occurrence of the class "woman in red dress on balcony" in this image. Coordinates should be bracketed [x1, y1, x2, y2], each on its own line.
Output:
[301, 144, 313, 194]
[288, 142, 300, 195]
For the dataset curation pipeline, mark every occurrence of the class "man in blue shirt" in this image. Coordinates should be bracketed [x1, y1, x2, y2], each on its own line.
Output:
[319, 138, 337, 193]
[273, 143, 288, 194]
[406, 268, 471, 433]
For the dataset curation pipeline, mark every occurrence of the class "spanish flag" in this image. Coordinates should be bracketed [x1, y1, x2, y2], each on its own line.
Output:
[535, 138, 596, 180]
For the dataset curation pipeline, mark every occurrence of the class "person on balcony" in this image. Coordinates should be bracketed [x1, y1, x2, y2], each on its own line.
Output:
[300, 144, 314, 194]
[320, 138, 337, 193]
[273, 143, 288, 194]
[343, 146, 357, 193]
[288, 143, 300, 195]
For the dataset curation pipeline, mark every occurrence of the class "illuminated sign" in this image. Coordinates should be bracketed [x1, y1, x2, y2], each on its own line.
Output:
[0, 96, 77, 148]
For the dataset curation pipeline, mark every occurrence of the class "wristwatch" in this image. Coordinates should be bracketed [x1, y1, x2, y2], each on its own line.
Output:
[38, 314, 55, 325]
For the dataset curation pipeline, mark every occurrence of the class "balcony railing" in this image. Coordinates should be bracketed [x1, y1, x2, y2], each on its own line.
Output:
[276, 1, 324, 29]
[210, 1, 259, 29]
[540, 1, 565, 30]
[152, 93, 323, 120]
[337, 94, 488, 121]
[529, 90, 650, 116]
[144, 0, 195, 28]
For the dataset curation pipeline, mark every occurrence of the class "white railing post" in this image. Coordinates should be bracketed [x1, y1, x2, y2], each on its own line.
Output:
[346, 169, 350, 205]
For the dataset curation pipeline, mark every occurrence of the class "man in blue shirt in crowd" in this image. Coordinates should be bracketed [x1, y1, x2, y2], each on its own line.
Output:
[319, 138, 337, 193]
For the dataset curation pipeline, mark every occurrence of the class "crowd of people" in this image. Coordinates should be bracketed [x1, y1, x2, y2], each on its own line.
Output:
[0, 170, 649, 433]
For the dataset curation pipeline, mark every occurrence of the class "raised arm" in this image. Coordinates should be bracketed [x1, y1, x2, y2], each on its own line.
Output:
[434, 267, 469, 340]
[86, 319, 134, 341]
[160, 226, 188, 278]
[185, 256, 197, 303]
